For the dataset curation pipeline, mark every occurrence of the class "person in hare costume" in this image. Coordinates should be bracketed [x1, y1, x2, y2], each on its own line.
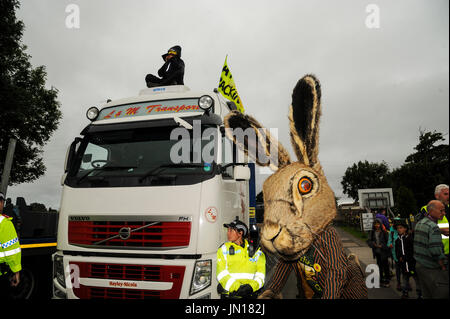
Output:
[224, 74, 368, 299]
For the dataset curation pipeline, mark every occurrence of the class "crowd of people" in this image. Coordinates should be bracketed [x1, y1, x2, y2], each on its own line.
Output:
[367, 184, 449, 299]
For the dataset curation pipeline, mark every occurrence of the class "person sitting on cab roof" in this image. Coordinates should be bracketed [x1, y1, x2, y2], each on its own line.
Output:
[145, 45, 185, 88]
[216, 218, 266, 299]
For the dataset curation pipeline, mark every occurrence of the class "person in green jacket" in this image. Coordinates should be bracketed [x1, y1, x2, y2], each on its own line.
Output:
[417, 184, 449, 256]
[0, 192, 21, 296]
[414, 200, 448, 299]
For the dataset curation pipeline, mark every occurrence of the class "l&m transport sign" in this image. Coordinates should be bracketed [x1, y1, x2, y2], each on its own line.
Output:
[97, 98, 201, 121]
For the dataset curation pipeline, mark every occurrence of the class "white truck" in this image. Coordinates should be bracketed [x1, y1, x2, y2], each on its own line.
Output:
[52, 85, 256, 299]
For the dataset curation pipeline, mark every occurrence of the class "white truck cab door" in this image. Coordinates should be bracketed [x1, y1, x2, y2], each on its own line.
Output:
[220, 135, 249, 237]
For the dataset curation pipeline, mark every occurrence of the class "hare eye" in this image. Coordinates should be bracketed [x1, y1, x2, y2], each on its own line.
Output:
[298, 177, 313, 195]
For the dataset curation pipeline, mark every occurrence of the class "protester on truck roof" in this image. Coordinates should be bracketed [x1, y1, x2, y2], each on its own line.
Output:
[145, 45, 185, 88]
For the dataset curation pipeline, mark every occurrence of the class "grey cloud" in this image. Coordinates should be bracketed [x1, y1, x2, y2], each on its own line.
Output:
[6, 0, 448, 208]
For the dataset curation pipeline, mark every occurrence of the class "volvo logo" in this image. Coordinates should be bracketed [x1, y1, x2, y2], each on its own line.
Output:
[118, 227, 131, 240]
[93, 221, 158, 245]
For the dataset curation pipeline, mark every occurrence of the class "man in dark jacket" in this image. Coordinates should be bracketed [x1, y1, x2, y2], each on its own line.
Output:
[145, 45, 185, 88]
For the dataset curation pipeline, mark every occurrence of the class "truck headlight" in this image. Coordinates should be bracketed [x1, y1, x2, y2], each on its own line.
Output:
[86, 106, 99, 121]
[198, 95, 214, 111]
[53, 254, 66, 288]
[190, 259, 211, 295]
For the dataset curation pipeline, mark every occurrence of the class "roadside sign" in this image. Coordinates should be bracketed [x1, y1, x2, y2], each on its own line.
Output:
[358, 188, 394, 209]
[361, 212, 374, 232]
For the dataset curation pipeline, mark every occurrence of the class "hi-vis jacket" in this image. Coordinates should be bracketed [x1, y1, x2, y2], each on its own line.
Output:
[216, 240, 265, 293]
[438, 215, 449, 255]
[0, 215, 22, 274]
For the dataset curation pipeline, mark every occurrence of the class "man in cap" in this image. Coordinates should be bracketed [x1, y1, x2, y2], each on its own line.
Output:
[145, 45, 185, 88]
[0, 192, 22, 297]
[216, 218, 266, 298]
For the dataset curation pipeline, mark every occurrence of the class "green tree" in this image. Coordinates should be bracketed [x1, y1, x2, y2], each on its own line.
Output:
[341, 160, 391, 201]
[0, 0, 62, 185]
[30, 202, 47, 212]
[391, 130, 449, 211]
[393, 186, 417, 218]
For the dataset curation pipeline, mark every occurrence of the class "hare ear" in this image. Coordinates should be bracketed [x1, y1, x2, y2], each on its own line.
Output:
[224, 111, 291, 170]
[289, 74, 322, 167]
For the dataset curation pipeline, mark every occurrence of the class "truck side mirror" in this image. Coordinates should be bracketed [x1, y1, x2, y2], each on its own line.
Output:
[64, 137, 82, 173]
[233, 166, 250, 181]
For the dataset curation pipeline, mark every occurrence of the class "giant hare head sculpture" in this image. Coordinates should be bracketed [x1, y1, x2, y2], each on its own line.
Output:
[224, 74, 336, 261]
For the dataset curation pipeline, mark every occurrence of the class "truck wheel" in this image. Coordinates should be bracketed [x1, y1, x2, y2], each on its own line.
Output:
[9, 268, 35, 299]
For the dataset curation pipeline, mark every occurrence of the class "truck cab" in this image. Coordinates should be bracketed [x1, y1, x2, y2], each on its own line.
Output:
[53, 85, 254, 299]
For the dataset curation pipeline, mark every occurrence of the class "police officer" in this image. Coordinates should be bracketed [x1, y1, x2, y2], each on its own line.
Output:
[216, 218, 265, 299]
[0, 192, 22, 297]
[145, 45, 185, 88]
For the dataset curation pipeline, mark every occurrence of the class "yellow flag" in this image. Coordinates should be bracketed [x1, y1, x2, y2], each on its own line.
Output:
[218, 56, 244, 113]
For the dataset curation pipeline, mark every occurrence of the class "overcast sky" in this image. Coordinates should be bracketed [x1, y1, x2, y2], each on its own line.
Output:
[6, 0, 449, 209]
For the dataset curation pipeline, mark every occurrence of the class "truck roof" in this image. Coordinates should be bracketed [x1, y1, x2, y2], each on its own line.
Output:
[90, 85, 230, 126]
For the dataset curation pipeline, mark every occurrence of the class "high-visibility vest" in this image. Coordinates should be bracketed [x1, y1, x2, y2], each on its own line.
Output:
[216, 240, 266, 293]
[420, 205, 449, 255]
[0, 215, 22, 275]
[437, 215, 449, 255]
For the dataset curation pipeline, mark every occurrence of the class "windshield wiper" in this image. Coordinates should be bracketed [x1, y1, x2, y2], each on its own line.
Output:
[76, 165, 137, 185]
[139, 163, 205, 183]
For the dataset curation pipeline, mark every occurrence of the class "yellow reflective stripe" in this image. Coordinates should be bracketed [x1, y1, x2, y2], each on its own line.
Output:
[221, 245, 228, 264]
[229, 273, 255, 280]
[255, 277, 263, 289]
[217, 270, 230, 281]
[0, 247, 21, 258]
[225, 278, 236, 291]
[255, 272, 265, 281]
[254, 272, 265, 289]
[438, 223, 449, 228]
[20, 242, 57, 249]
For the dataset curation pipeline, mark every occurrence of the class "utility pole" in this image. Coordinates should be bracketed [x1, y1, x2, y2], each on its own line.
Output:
[0, 137, 17, 196]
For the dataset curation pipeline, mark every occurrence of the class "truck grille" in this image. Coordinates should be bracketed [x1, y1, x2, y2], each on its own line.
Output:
[68, 220, 191, 249]
[71, 262, 185, 299]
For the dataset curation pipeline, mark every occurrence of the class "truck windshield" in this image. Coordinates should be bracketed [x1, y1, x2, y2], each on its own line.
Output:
[65, 125, 218, 188]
